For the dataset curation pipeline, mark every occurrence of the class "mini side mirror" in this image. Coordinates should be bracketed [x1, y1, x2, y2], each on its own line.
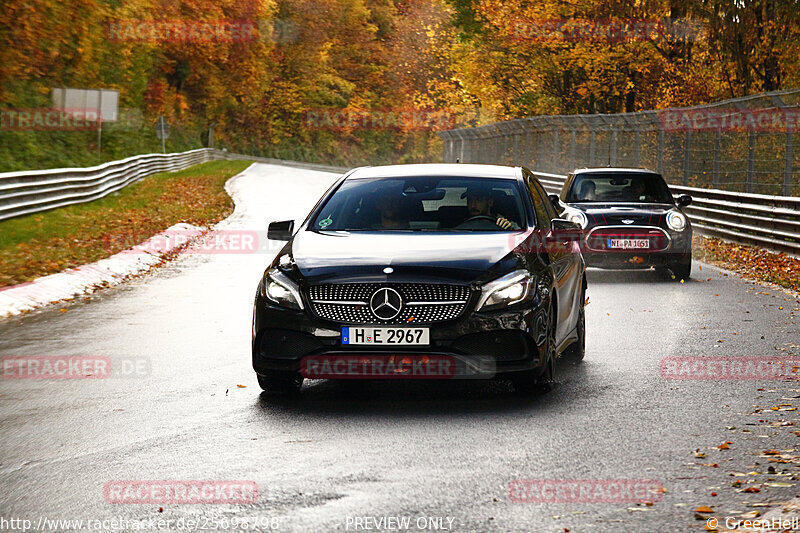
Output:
[677, 194, 692, 207]
[268, 220, 294, 241]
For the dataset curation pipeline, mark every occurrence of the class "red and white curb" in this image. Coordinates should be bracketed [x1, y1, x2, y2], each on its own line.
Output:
[0, 222, 204, 318]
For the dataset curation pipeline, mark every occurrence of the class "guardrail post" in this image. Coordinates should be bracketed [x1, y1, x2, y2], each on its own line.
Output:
[784, 132, 793, 196]
[657, 129, 664, 174]
[682, 130, 691, 186]
[747, 130, 756, 193]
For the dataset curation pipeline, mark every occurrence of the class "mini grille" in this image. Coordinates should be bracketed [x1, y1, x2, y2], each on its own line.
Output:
[307, 283, 471, 325]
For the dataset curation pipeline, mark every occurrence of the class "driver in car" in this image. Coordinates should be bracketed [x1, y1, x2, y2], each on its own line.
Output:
[460, 184, 519, 230]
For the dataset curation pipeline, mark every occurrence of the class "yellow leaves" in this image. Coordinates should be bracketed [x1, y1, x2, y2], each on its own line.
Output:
[716, 441, 731, 450]
[695, 506, 714, 513]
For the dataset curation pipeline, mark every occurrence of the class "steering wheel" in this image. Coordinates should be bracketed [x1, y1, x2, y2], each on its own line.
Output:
[462, 215, 497, 223]
[454, 215, 501, 230]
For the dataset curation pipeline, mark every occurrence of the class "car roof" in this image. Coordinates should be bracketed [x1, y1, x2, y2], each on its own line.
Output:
[346, 163, 522, 180]
[572, 167, 659, 174]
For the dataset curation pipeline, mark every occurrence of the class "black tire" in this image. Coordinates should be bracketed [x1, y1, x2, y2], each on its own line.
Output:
[563, 298, 586, 363]
[669, 256, 692, 282]
[257, 371, 303, 396]
[513, 305, 556, 395]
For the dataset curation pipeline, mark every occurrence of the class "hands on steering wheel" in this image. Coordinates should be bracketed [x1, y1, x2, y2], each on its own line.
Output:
[462, 215, 513, 229]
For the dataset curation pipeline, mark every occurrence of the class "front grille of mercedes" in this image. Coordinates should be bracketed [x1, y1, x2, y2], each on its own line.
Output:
[306, 283, 471, 325]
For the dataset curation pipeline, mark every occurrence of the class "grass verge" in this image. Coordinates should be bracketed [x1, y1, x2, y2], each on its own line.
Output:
[693, 235, 800, 293]
[0, 160, 252, 287]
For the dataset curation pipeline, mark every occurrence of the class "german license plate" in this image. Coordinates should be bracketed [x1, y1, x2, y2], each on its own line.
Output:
[341, 327, 430, 345]
[608, 238, 650, 249]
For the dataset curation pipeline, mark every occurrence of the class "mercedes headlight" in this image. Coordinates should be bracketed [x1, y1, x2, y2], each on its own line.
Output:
[261, 268, 303, 310]
[565, 210, 588, 229]
[476, 270, 534, 311]
[666, 210, 687, 231]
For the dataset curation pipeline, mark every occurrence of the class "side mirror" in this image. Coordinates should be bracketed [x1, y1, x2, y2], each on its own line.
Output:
[547, 218, 583, 251]
[548, 194, 561, 211]
[551, 218, 582, 231]
[677, 194, 692, 207]
[268, 220, 294, 241]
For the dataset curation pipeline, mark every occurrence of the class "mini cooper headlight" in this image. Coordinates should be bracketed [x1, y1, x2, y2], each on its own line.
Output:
[261, 268, 303, 310]
[666, 210, 687, 231]
[565, 210, 588, 229]
[476, 270, 534, 311]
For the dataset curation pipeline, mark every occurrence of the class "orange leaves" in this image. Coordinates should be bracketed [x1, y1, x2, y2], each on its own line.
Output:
[694, 236, 800, 293]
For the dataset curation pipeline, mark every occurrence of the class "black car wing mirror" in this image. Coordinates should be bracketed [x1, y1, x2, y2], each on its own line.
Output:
[548, 218, 583, 249]
[677, 194, 692, 207]
[268, 220, 294, 241]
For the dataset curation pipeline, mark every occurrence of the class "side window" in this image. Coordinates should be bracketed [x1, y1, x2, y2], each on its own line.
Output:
[561, 173, 575, 202]
[534, 180, 560, 221]
[525, 176, 551, 230]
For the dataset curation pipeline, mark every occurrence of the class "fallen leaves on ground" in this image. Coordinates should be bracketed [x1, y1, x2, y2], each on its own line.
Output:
[693, 236, 800, 293]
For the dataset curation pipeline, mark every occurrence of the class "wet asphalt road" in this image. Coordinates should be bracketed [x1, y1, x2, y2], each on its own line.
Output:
[0, 163, 798, 532]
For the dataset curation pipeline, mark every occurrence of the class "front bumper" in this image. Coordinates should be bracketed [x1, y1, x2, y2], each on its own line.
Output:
[581, 225, 691, 269]
[252, 298, 550, 379]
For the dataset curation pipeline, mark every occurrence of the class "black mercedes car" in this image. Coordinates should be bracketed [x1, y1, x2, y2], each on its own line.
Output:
[253, 164, 586, 396]
[552, 168, 693, 280]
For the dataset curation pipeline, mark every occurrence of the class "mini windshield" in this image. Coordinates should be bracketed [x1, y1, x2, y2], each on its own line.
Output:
[566, 172, 674, 203]
[310, 177, 526, 231]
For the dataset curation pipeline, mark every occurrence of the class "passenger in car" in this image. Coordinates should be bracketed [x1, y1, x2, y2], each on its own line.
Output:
[370, 192, 410, 229]
[577, 180, 596, 201]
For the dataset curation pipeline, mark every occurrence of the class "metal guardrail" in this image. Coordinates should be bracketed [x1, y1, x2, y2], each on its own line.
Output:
[2, 147, 795, 257]
[0, 148, 224, 222]
[222, 153, 349, 174]
[532, 171, 800, 256]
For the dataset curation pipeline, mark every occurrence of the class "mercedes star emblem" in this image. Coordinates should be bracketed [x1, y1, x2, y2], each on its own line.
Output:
[369, 287, 403, 320]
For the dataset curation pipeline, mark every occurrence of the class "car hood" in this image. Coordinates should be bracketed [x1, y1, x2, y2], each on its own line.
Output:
[288, 230, 526, 284]
[568, 203, 674, 227]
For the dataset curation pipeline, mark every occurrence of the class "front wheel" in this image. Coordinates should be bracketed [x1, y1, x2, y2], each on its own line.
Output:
[669, 255, 692, 282]
[257, 371, 303, 396]
[563, 302, 585, 363]
[512, 306, 556, 395]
